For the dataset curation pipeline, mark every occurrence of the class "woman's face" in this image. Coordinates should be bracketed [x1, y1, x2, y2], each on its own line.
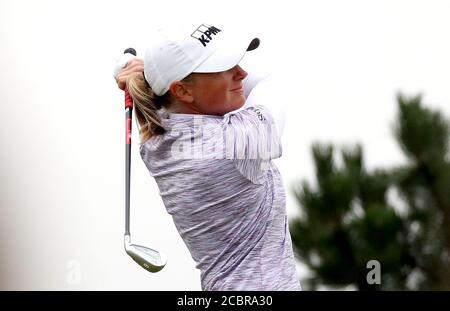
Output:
[181, 65, 248, 116]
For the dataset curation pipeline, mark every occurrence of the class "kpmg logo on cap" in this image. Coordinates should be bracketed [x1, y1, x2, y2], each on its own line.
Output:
[191, 24, 222, 47]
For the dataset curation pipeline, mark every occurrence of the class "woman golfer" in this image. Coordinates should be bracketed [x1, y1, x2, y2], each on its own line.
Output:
[114, 23, 301, 291]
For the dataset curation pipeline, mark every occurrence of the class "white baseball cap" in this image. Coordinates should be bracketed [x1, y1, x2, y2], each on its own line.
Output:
[144, 23, 260, 96]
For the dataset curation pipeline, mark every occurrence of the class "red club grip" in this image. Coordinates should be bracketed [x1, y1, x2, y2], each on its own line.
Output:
[125, 87, 133, 109]
[126, 117, 132, 145]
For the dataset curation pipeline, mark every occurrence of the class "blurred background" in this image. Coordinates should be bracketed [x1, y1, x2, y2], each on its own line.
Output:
[0, 0, 449, 290]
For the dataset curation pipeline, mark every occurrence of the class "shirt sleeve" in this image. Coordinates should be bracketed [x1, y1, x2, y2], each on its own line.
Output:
[243, 77, 286, 141]
[223, 105, 282, 184]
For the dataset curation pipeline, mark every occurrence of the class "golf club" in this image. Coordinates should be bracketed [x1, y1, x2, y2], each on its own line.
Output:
[123, 47, 167, 273]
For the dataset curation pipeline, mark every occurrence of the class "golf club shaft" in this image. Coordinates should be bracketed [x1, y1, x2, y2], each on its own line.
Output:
[123, 48, 136, 237]
[125, 89, 133, 236]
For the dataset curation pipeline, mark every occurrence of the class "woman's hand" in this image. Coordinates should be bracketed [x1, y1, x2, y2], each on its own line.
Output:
[114, 57, 144, 90]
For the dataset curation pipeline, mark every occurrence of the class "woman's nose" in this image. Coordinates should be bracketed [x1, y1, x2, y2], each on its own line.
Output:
[233, 65, 248, 80]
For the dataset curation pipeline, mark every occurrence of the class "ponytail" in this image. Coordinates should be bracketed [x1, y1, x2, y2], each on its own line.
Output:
[126, 72, 172, 143]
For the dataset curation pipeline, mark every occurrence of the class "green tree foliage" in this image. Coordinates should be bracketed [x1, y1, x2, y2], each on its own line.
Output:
[290, 94, 450, 290]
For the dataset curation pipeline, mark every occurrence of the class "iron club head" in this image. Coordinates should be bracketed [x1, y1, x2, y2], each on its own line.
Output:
[124, 234, 167, 273]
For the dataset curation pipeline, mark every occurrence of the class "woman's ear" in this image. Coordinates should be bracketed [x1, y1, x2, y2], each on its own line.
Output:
[169, 81, 194, 104]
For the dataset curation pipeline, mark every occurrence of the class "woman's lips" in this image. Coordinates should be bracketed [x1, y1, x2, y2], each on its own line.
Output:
[230, 86, 243, 92]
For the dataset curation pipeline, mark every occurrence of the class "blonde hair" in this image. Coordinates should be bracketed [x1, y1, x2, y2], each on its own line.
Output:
[126, 72, 172, 143]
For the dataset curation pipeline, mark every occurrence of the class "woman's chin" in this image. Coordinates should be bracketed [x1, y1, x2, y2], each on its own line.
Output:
[234, 98, 246, 109]
[228, 101, 245, 114]
[216, 99, 246, 115]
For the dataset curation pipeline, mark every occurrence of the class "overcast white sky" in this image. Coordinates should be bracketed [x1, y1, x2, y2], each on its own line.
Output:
[1, 0, 449, 290]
